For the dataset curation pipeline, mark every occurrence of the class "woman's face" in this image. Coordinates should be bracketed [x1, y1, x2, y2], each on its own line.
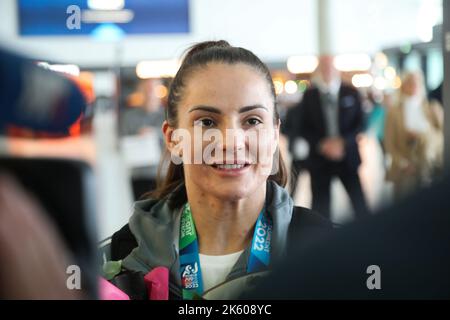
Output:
[165, 63, 279, 201]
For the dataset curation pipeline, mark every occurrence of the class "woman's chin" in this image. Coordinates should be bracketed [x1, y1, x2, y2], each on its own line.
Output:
[208, 185, 253, 201]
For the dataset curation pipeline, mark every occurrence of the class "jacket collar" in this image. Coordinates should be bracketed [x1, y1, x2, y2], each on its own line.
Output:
[122, 180, 294, 292]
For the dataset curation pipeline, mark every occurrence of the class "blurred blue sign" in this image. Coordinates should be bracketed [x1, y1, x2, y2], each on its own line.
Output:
[18, 0, 190, 36]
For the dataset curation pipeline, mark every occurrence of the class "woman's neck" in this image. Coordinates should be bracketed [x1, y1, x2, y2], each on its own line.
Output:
[185, 183, 267, 256]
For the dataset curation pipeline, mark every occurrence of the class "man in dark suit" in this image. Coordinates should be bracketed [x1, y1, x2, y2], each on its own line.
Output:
[282, 104, 308, 198]
[299, 56, 369, 219]
[428, 82, 442, 106]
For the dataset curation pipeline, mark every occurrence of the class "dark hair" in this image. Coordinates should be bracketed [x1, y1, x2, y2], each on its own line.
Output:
[148, 40, 287, 208]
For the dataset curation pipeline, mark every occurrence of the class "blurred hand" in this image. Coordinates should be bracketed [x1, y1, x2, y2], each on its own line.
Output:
[0, 174, 83, 299]
[319, 137, 345, 161]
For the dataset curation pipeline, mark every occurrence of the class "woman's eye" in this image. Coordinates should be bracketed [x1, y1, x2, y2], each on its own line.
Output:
[194, 119, 215, 127]
[246, 118, 262, 126]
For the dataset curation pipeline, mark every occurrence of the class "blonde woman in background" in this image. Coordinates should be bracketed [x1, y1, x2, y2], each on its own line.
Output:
[385, 71, 443, 200]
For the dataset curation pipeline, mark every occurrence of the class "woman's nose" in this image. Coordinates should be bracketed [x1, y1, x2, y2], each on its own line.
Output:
[222, 127, 246, 151]
[216, 124, 247, 162]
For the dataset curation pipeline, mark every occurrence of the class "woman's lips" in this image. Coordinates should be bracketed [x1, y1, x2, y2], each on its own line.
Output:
[209, 163, 252, 176]
[212, 164, 247, 169]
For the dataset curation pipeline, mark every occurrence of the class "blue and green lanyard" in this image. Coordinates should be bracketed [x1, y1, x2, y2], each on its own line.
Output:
[179, 203, 273, 300]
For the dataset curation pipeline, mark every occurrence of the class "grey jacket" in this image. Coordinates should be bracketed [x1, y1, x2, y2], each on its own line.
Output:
[120, 180, 295, 298]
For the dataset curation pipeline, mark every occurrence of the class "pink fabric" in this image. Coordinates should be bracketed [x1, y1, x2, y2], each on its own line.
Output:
[144, 267, 169, 300]
[99, 277, 130, 300]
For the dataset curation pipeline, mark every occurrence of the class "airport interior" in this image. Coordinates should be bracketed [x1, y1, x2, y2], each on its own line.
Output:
[0, 0, 449, 301]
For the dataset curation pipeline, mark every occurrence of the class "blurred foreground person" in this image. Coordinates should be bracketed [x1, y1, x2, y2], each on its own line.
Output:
[299, 56, 369, 219]
[0, 48, 93, 299]
[0, 49, 86, 137]
[0, 175, 82, 299]
[246, 175, 450, 299]
[385, 72, 443, 200]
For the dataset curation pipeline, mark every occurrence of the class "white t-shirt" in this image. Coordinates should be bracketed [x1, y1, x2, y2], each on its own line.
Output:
[199, 251, 244, 292]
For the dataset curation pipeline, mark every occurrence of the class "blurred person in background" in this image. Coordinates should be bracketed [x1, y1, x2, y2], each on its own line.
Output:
[385, 71, 444, 200]
[121, 78, 166, 137]
[364, 89, 387, 156]
[282, 103, 309, 198]
[298, 56, 369, 220]
[120, 78, 166, 199]
[428, 81, 443, 107]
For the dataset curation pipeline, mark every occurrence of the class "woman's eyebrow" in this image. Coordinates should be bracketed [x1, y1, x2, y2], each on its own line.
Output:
[188, 104, 268, 114]
[188, 105, 221, 114]
[239, 105, 268, 113]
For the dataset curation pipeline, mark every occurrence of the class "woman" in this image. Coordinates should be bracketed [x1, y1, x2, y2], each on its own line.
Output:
[385, 71, 443, 200]
[107, 41, 332, 300]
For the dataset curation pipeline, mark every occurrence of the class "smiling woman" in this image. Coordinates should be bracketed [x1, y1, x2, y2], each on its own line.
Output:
[106, 40, 332, 300]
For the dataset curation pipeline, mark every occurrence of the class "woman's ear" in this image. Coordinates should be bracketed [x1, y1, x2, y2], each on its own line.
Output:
[162, 121, 176, 153]
[163, 121, 186, 164]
